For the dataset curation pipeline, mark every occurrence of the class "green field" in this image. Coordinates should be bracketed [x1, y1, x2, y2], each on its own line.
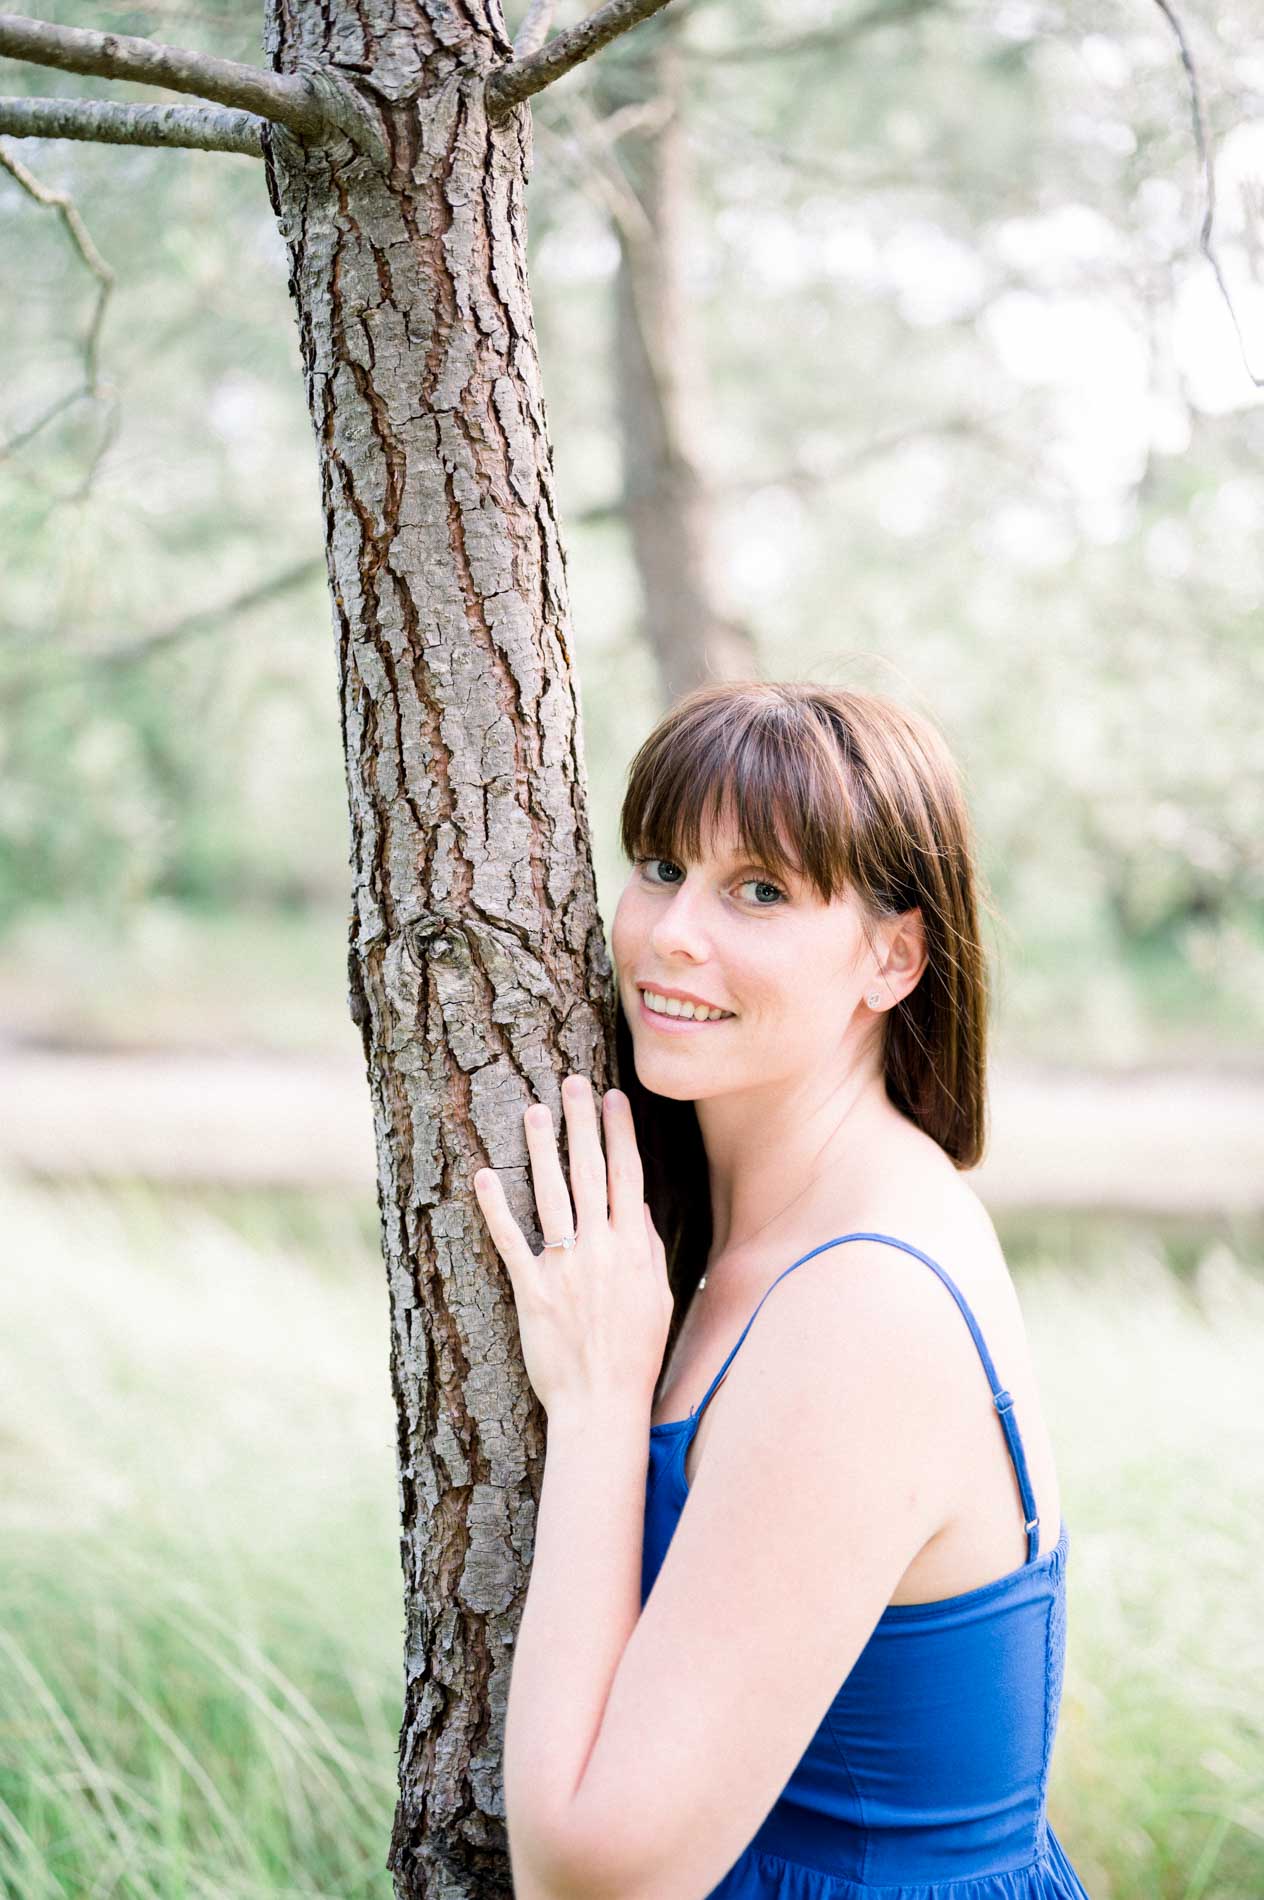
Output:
[1, 1181, 1260, 1898]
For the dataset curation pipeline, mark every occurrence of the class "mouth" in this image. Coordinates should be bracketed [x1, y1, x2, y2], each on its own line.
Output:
[636, 987, 737, 1033]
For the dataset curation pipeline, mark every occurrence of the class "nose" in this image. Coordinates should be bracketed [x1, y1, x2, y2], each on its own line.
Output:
[648, 883, 711, 964]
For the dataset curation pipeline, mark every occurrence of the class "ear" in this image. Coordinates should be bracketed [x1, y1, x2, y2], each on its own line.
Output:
[878, 906, 928, 1005]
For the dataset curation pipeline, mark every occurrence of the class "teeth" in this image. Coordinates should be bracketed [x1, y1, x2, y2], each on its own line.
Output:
[643, 991, 733, 1022]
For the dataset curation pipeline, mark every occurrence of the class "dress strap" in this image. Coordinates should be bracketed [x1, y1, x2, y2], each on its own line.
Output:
[688, 1230, 1043, 1564]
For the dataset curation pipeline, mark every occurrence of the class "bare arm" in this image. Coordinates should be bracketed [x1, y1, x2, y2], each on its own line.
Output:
[504, 1397, 651, 1898]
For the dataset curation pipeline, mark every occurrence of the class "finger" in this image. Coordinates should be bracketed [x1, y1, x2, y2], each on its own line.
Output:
[561, 1073, 609, 1233]
[644, 1201, 673, 1298]
[523, 1100, 576, 1246]
[472, 1167, 537, 1285]
[602, 1088, 645, 1234]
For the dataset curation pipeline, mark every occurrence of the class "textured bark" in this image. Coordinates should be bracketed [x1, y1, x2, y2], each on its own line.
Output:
[603, 21, 758, 700]
[261, 5, 616, 1892]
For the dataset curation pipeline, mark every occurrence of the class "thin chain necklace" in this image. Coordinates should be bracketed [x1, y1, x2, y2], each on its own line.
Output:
[694, 1085, 870, 1287]
[697, 1156, 838, 1289]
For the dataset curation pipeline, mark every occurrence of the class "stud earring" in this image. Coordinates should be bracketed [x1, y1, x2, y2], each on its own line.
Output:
[866, 990, 882, 1008]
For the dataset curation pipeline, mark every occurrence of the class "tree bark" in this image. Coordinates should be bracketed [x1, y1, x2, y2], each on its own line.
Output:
[261, 5, 616, 1892]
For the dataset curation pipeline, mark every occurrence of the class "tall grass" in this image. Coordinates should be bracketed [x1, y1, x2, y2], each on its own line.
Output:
[1, 1180, 1260, 1897]
[1003, 1213, 1264, 1900]
[0, 1175, 401, 1899]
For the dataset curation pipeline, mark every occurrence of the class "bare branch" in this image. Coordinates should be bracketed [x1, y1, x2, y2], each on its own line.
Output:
[91, 555, 326, 666]
[0, 559, 327, 713]
[513, 0, 558, 61]
[1151, 0, 1263, 387]
[0, 141, 123, 498]
[487, 0, 676, 119]
[0, 12, 323, 137]
[0, 141, 116, 468]
[568, 405, 1081, 528]
[0, 94, 264, 154]
[0, 137, 112, 305]
[534, 109, 652, 239]
[668, 0, 937, 64]
[0, 380, 89, 459]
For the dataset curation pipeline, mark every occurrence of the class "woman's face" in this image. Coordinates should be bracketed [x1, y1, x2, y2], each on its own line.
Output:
[610, 806, 883, 1106]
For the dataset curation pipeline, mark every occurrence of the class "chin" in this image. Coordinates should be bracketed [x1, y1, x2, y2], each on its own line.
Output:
[637, 1072, 700, 1103]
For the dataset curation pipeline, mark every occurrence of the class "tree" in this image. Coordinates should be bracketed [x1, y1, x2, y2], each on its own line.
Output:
[0, 3, 676, 1891]
[593, 17, 760, 697]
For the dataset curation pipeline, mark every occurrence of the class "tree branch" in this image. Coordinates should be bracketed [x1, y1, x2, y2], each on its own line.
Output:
[669, 0, 936, 64]
[0, 140, 117, 472]
[91, 554, 326, 666]
[0, 556, 327, 712]
[487, 0, 676, 119]
[0, 94, 264, 154]
[513, 0, 558, 62]
[1151, 0, 1263, 388]
[0, 12, 323, 138]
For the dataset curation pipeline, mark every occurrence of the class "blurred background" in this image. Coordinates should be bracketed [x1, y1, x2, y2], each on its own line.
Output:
[2, 0, 1262, 1895]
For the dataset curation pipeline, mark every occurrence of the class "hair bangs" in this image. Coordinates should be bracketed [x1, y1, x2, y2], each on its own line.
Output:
[619, 692, 860, 902]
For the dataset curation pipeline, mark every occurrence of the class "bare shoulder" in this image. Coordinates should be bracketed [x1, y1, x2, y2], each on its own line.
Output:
[847, 1119, 1017, 1307]
[753, 1180, 1012, 1402]
[812, 1139, 1063, 1581]
[837, 1149, 1034, 1393]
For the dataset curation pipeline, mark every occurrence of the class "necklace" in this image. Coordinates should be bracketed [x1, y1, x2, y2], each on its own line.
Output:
[693, 1083, 871, 1290]
[696, 1154, 839, 1290]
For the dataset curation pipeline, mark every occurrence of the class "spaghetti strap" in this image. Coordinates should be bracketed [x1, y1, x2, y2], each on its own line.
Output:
[688, 1230, 1043, 1564]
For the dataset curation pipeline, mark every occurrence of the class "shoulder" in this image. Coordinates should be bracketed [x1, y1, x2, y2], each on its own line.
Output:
[778, 1149, 1006, 1330]
[728, 1179, 1014, 1443]
[703, 1223, 985, 1505]
[741, 1223, 987, 1404]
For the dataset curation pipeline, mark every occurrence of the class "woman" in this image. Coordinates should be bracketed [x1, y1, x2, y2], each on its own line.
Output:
[474, 681, 1091, 1900]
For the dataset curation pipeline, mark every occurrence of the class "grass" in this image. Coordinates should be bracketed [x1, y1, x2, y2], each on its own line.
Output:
[0, 1178, 1260, 1897]
[999, 1213, 1264, 1899]
[0, 1175, 401, 1899]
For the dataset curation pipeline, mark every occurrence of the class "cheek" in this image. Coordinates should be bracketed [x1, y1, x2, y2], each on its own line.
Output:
[609, 888, 637, 965]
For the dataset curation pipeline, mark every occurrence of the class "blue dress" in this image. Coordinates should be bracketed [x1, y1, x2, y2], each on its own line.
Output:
[642, 1232, 1091, 1900]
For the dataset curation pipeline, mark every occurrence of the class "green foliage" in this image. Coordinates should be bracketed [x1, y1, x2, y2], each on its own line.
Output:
[1, 0, 1261, 1060]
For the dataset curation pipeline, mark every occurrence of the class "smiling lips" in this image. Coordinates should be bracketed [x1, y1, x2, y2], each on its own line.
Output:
[637, 986, 736, 1029]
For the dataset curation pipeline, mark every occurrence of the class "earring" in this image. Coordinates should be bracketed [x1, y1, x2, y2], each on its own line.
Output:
[866, 990, 882, 1008]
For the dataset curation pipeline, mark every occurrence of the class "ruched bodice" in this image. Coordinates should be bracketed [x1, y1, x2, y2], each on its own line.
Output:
[641, 1233, 1090, 1900]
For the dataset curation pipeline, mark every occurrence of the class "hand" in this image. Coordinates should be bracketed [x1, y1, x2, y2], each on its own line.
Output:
[472, 1074, 674, 1420]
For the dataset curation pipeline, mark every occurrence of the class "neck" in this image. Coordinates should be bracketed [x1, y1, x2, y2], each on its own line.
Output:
[696, 1058, 895, 1272]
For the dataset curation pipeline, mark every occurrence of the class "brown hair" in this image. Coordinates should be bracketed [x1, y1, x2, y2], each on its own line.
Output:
[613, 680, 995, 1322]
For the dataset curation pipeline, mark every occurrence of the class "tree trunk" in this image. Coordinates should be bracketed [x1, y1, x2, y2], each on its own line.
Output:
[603, 21, 758, 700]
[261, 6, 616, 1892]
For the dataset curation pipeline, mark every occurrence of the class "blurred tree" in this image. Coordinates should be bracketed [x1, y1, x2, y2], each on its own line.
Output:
[0, 3, 679, 1893]
[593, 14, 759, 695]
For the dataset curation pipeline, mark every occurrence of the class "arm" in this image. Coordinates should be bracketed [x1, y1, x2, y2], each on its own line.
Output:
[528, 1242, 963, 1900]
[504, 1396, 651, 1899]
[470, 1073, 674, 1898]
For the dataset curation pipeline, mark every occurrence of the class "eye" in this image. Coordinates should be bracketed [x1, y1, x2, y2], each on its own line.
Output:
[635, 855, 683, 887]
[738, 877, 786, 907]
[635, 857, 786, 907]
